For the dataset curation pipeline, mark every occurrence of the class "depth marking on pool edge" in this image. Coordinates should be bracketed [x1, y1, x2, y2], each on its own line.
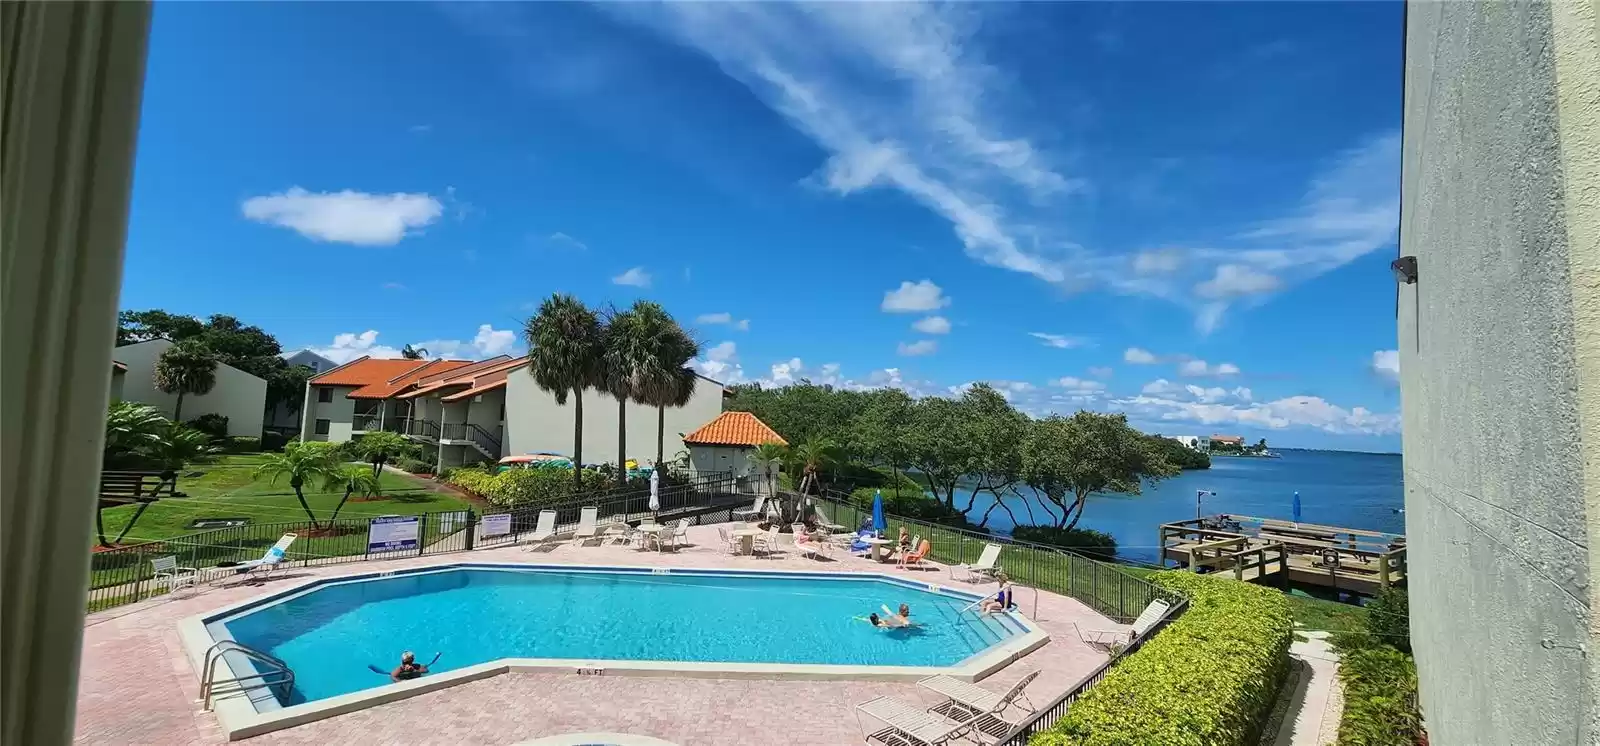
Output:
[576, 667, 605, 676]
[651, 568, 668, 575]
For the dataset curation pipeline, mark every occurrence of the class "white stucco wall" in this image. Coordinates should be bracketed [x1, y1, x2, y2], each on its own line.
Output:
[299, 384, 357, 443]
[109, 369, 125, 403]
[1401, 2, 1600, 742]
[504, 367, 724, 467]
[113, 339, 266, 437]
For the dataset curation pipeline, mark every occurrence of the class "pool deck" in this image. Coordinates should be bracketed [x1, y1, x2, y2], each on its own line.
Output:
[75, 522, 1124, 745]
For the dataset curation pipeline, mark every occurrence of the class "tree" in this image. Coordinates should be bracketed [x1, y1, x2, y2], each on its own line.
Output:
[1021, 411, 1180, 529]
[625, 304, 700, 468]
[851, 389, 914, 495]
[1254, 438, 1269, 453]
[153, 425, 220, 470]
[401, 344, 427, 360]
[355, 431, 415, 482]
[960, 383, 1030, 528]
[329, 466, 382, 523]
[117, 309, 204, 345]
[788, 437, 841, 496]
[903, 395, 975, 510]
[524, 293, 605, 490]
[104, 402, 169, 469]
[254, 441, 346, 529]
[600, 302, 652, 478]
[749, 442, 787, 496]
[153, 340, 217, 422]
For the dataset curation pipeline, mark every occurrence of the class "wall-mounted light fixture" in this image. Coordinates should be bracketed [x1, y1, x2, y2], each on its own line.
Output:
[1391, 256, 1419, 285]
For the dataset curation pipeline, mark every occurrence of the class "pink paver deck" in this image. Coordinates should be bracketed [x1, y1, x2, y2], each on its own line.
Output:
[75, 522, 1125, 745]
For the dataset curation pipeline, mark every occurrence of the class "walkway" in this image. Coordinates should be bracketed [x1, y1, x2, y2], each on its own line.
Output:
[75, 522, 1123, 745]
[1266, 631, 1345, 746]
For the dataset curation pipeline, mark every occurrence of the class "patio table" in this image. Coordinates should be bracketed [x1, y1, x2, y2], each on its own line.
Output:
[861, 536, 895, 562]
[635, 523, 671, 552]
[730, 527, 763, 555]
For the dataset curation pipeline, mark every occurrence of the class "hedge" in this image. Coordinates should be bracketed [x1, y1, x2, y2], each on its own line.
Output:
[444, 467, 611, 508]
[1009, 525, 1118, 561]
[1033, 571, 1294, 746]
[1336, 646, 1420, 745]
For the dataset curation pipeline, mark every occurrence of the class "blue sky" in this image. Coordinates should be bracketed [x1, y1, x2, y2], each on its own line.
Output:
[120, 1, 1404, 451]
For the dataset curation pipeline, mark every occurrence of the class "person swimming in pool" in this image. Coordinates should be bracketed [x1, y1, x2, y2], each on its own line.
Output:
[390, 651, 429, 682]
[869, 612, 884, 627]
[981, 574, 1015, 614]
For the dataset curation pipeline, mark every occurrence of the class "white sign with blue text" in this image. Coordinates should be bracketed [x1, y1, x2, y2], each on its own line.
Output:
[368, 515, 420, 553]
[481, 513, 512, 539]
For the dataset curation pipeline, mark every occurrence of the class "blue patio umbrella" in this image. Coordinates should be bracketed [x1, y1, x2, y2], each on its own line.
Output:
[871, 489, 887, 535]
[1292, 491, 1302, 523]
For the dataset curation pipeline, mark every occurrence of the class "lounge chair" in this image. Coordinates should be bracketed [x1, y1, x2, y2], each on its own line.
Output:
[732, 495, 767, 523]
[223, 533, 297, 584]
[953, 543, 1003, 583]
[919, 670, 1041, 743]
[151, 555, 199, 594]
[569, 507, 599, 546]
[897, 539, 931, 570]
[1073, 599, 1173, 650]
[855, 695, 971, 746]
[520, 510, 558, 551]
[811, 503, 847, 533]
[791, 524, 824, 560]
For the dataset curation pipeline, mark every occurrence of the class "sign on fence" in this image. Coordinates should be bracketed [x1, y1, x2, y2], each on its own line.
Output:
[480, 513, 512, 539]
[368, 515, 420, 553]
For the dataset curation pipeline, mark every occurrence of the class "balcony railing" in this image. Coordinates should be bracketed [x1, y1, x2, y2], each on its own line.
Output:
[351, 413, 380, 432]
[440, 422, 502, 457]
[403, 418, 439, 440]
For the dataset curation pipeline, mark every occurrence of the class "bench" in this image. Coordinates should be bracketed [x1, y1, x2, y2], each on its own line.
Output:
[99, 470, 185, 506]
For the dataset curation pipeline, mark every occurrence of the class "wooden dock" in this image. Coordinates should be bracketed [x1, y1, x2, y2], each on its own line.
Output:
[1159, 515, 1407, 596]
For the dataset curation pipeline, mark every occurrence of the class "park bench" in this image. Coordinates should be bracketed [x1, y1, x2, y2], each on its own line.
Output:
[96, 470, 185, 546]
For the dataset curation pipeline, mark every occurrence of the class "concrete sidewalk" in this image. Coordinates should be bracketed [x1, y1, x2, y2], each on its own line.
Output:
[1268, 630, 1344, 746]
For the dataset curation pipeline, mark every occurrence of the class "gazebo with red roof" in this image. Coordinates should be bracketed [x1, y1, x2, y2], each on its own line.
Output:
[680, 411, 787, 491]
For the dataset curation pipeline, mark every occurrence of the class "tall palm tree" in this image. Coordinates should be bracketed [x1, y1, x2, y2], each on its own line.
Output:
[600, 303, 648, 479]
[629, 309, 700, 469]
[104, 401, 169, 468]
[524, 293, 605, 490]
[789, 437, 840, 497]
[329, 466, 382, 523]
[401, 344, 427, 360]
[750, 442, 788, 496]
[153, 340, 217, 422]
[255, 442, 345, 529]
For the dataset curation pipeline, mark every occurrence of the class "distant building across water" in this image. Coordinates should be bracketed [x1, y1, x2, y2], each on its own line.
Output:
[1169, 435, 1212, 451]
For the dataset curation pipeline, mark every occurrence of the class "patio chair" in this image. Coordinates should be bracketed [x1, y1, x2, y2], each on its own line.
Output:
[855, 695, 971, 746]
[667, 518, 691, 550]
[717, 526, 741, 556]
[732, 495, 767, 523]
[1073, 599, 1173, 650]
[151, 555, 199, 594]
[521, 510, 558, 552]
[753, 525, 781, 558]
[791, 524, 823, 560]
[953, 543, 1004, 583]
[569, 507, 599, 546]
[811, 503, 847, 533]
[920, 670, 1041, 743]
[897, 539, 932, 570]
[222, 533, 297, 584]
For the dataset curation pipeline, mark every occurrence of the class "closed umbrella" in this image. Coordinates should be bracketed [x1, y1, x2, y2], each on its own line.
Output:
[871, 489, 887, 536]
[648, 469, 661, 513]
[1292, 491, 1302, 524]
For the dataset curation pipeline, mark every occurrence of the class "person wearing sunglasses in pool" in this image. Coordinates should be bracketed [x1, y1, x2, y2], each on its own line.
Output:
[390, 651, 430, 682]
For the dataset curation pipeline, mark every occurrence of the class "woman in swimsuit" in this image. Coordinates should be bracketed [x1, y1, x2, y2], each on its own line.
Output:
[390, 651, 429, 682]
[981, 574, 1014, 614]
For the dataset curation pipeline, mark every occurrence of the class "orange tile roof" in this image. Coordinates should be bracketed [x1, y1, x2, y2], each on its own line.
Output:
[442, 377, 508, 402]
[404, 356, 528, 400]
[350, 359, 474, 399]
[681, 411, 787, 448]
[310, 357, 431, 387]
[414, 355, 514, 387]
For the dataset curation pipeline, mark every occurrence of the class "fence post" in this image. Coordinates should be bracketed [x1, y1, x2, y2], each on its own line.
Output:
[417, 513, 429, 557]
[464, 509, 476, 551]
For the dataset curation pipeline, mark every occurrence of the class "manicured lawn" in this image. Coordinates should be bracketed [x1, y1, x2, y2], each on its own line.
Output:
[96, 454, 477, 545]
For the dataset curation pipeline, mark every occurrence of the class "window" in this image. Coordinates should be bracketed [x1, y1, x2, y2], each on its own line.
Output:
[317, 387, 333, 403]
[314, 419, 330, 435]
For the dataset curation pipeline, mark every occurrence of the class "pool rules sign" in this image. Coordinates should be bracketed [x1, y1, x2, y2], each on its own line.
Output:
[368, 515, 421, 554]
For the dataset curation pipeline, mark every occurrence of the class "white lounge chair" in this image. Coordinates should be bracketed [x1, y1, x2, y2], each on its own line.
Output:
[223, 533, 297, 584]
[791, 524, 823, 560]
[732, 495, 767, 523]
[920, 670, 1041, 742]
[855, 695, 971, 746]
[569, 507, 599, 546]
[1073, 599, 1172, 650]
[953, 543, 1004, 583]
[151, 555, 199, 594]
[520, 510, 558, 551]
[811, 503, 847, 532]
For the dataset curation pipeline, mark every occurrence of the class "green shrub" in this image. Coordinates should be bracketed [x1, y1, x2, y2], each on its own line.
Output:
[1337, 646, 1420, 745]
[444, 466, 610, 507]
[394, 457, 433, 474]
[848, 486, 975, 529]
[261, 431, 289, 451]
[1364, 588, 1411, 655]
[186, 413, 230, 441]
[1035, 571, 1293, 746]
[222, 436, 262, 454]
[1010, 525, 1118, 560]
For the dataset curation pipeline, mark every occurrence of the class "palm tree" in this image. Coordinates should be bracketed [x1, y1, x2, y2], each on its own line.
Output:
[254, 442, 345, 529]
[104, 401, 169, 468]
[355, 431, 414, 481]
[789, 437, 840, 497]
[153, 425, 220, 470]
[600, 303, 647, 479]
[750, 442, 788, 496]
[524, 293, 605, 490]
[329, 466, 382, 523]
[153, 340, 217, 422]
[627, 307, 700, 469]
[401, 344, 427, 360]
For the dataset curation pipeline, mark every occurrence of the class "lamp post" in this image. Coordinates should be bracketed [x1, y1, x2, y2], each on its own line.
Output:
[1197, 490, 1217, 522]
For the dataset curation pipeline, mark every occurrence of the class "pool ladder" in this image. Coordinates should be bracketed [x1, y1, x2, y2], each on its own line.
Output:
[199, 640, 295, 711]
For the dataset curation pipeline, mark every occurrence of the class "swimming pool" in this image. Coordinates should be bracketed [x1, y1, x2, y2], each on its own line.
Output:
[196, 564, 1036, 715]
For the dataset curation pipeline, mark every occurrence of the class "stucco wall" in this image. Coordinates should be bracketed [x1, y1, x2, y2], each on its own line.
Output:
[504, 369, 724, 467]
[299, 384, 357, 442]
[1401, 2, 1600, 742]
[113, 339, 266, 437]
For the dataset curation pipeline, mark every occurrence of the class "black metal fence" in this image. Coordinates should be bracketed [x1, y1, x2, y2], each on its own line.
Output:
[85, 472, 741, 612]
[996, 598, 1189, 745]
[809, 490, 1179, 622]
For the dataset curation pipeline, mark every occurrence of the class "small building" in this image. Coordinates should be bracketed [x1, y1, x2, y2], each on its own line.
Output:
[1211, 434, 1245, 449]
[1170, 435, 1211, 451]
[112, 339, 268, 437]
[265, 349, 339, 435]
[110, 360, 127, 402]
[682, 411, 787, 492]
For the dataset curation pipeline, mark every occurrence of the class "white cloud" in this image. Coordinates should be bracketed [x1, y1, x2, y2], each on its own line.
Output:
[736, 319, 751, 331]
[691, 341, 743, 383]
[1372, 350, 1399, 382]
[1142, 379, 1181, 396]
[882, 280, 951, 313]
[706, 341, 737, 362]
[768, 357, 804, 386]
[612, 267, 651, 287]
[547, 232, 589, 251]
[1114, 392, 1399, 436]
[1088, 366, 1113, 379]
[1134, 249, 1184, 275]
[1051, 376, 1106, 393]
[1178, 359, 1241, 377]
[311, 331, 402, 365]
[241, 187, 443, 246]
[382, 282, 407, 290]
[898, 339, 939, 356]
[409, 124, 433, 134]
[913, 316, 952, 334]
[1029, 332, 1087, 349]
[412, 324, 521, 360]
[1124, 348, 1158, 364]
[697, 312, 733, 324]
[1195, 264, 1282, 300]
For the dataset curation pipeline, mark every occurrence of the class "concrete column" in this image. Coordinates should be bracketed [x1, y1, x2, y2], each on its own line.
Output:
[0, 2, 153, 743]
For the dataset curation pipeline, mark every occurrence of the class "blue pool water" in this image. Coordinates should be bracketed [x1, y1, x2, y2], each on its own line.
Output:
[213, 566, 1019, 704]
